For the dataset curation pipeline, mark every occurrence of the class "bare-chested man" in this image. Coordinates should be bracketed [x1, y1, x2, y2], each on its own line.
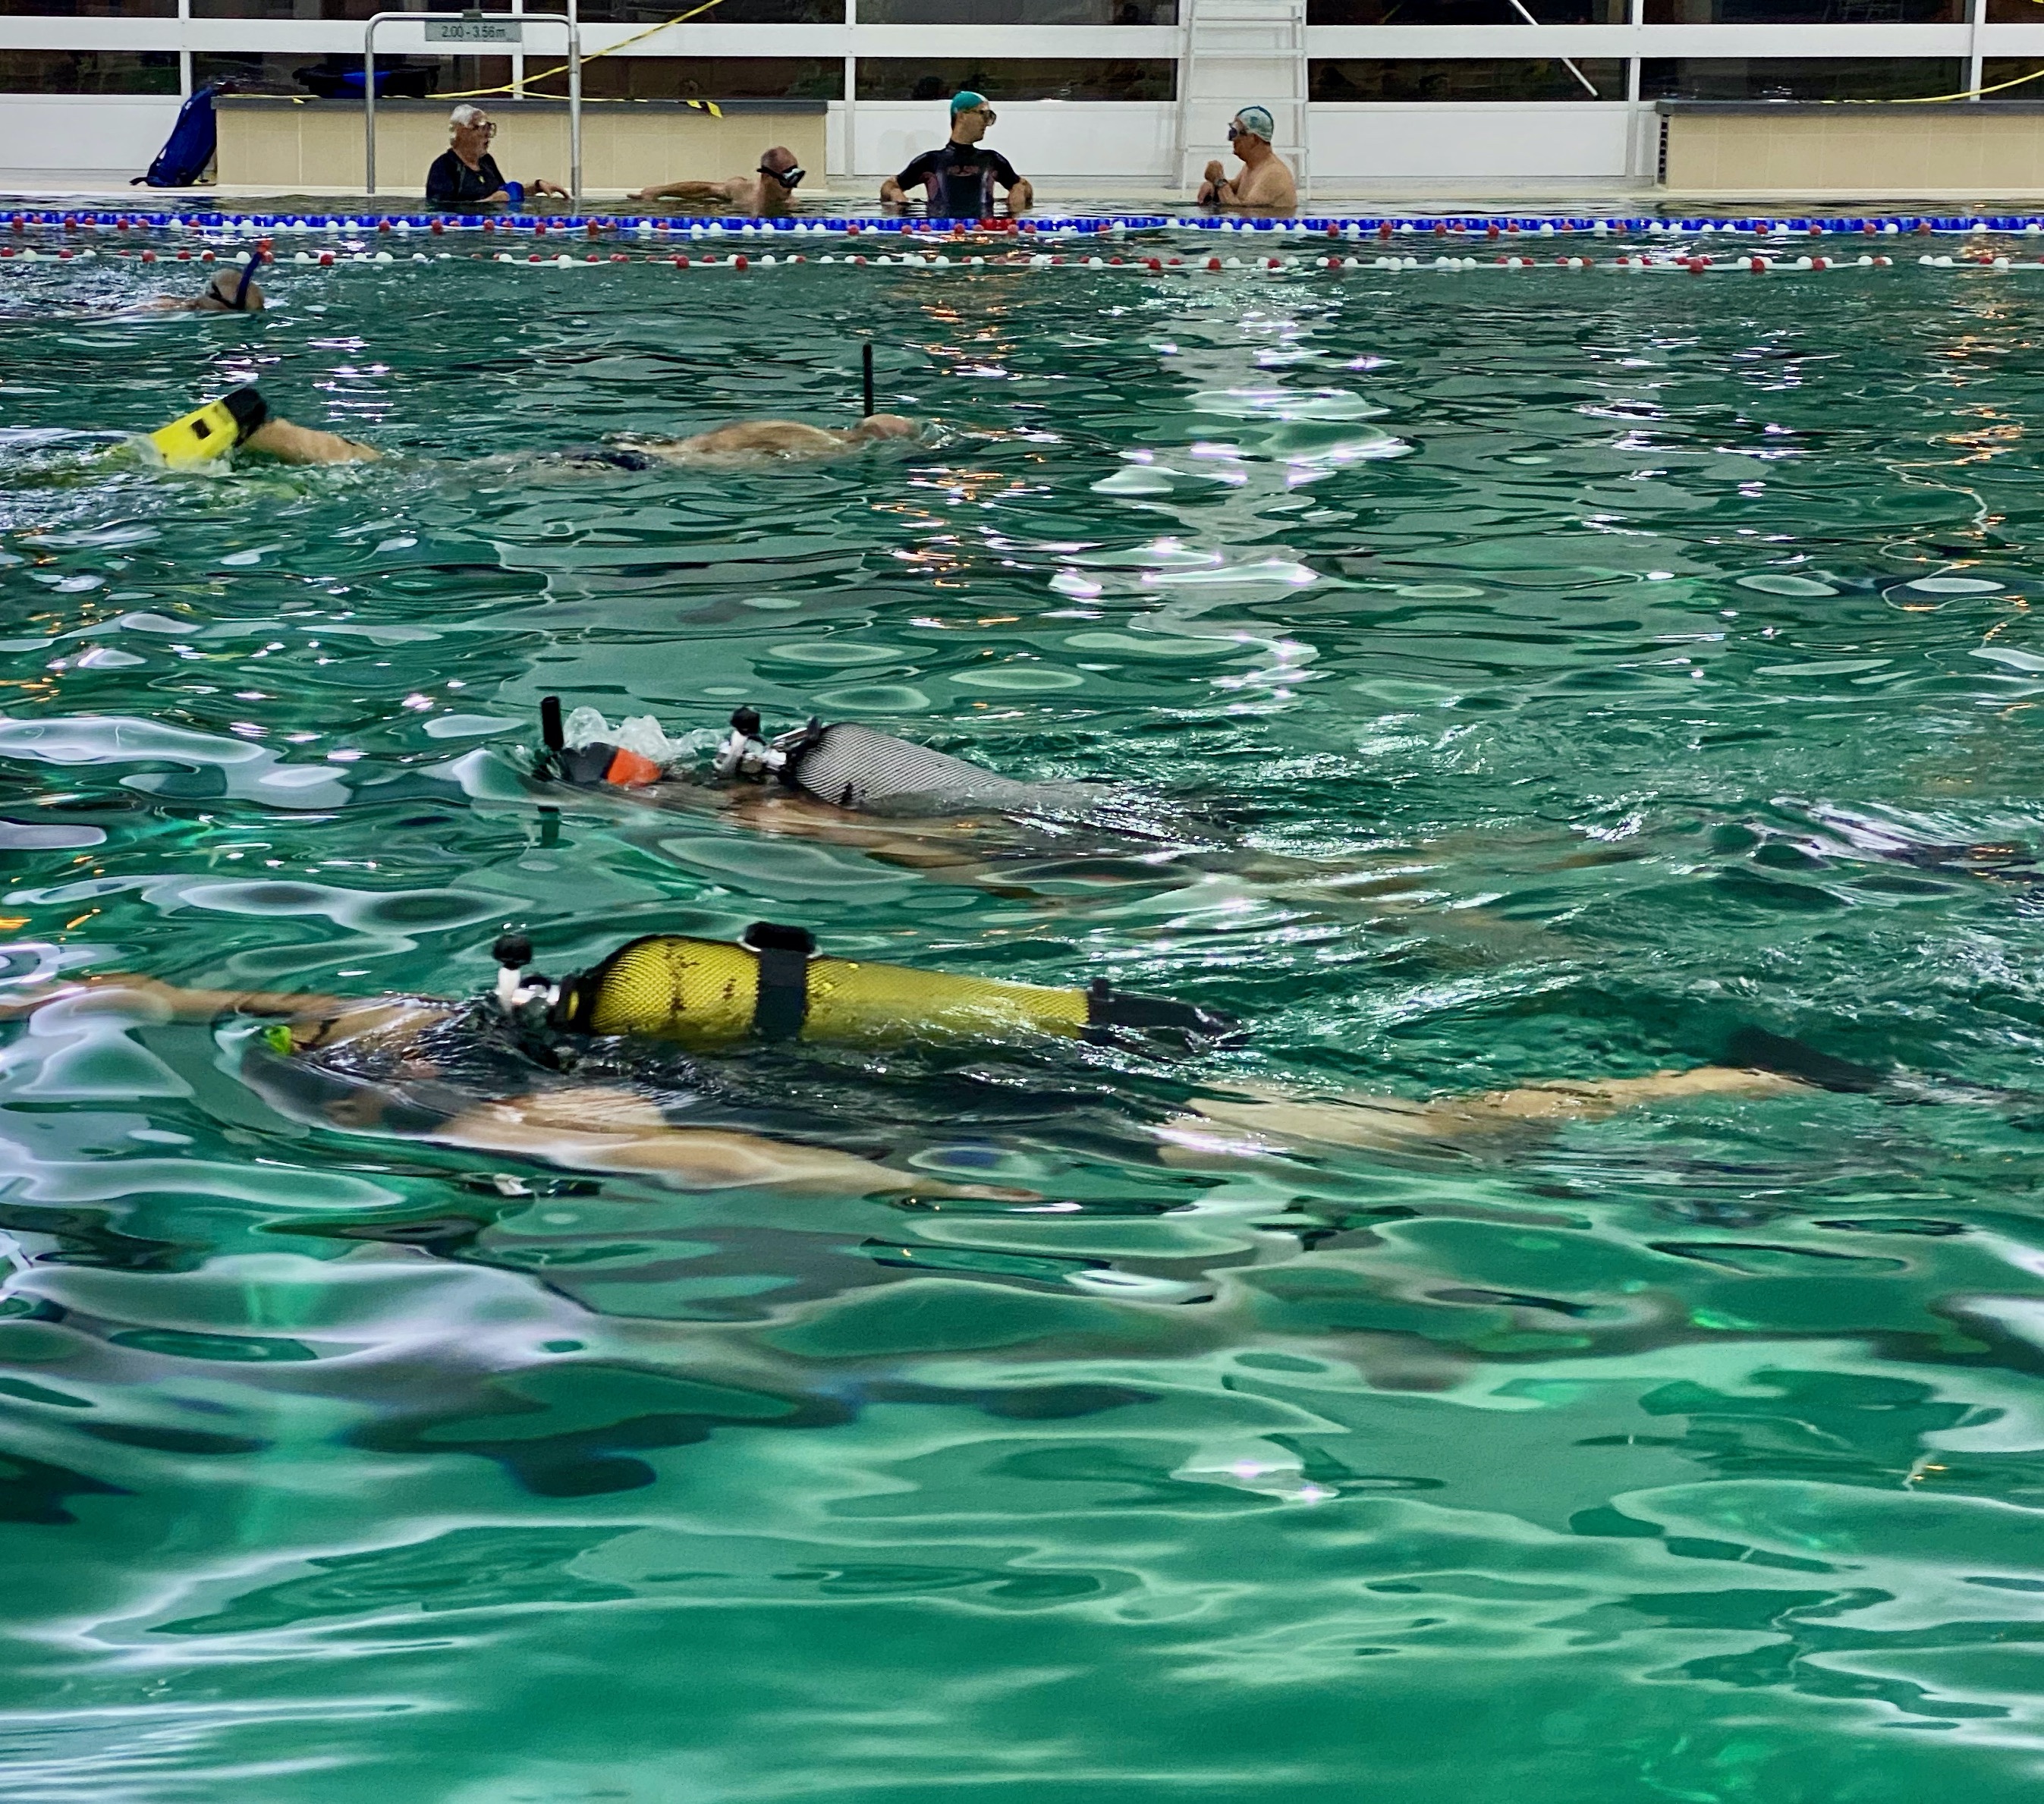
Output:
[633, 146, 808, 215]
[1197, 105, 1298, 212]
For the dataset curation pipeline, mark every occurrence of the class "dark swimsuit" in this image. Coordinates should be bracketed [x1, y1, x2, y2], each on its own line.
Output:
[551, 445, 660, 473]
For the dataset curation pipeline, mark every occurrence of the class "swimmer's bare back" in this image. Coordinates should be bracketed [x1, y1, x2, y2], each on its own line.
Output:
[243, 417, 379, 466]
[205, 411, 914, 470]
[637, 414, 918, 463]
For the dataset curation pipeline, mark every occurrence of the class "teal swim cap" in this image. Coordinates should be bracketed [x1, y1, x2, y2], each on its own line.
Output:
[950, 90, 990, 116]
[1231, 104, 1276, 140]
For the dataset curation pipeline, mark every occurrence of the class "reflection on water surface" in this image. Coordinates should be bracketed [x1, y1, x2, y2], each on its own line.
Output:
[2, 247, 2043, 1802]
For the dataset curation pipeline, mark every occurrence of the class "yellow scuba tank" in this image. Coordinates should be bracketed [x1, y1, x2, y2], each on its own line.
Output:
[530, 923, 1234, 1049]
[148, 386, 269, 470]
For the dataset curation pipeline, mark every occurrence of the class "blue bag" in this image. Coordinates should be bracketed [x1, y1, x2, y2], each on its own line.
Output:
[134, 83, 220, 189]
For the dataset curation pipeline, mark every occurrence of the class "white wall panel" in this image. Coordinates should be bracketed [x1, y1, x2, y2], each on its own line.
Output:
[0, 93, 181, 174]
[1310, 102, 1635, 183]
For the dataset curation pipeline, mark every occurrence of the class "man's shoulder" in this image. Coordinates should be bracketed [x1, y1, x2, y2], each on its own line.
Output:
[1249, 159, 1295, 199]
[426, 148, 458, 169]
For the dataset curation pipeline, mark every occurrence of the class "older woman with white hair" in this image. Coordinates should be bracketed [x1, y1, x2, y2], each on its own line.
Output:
[425, 105, 568, 209]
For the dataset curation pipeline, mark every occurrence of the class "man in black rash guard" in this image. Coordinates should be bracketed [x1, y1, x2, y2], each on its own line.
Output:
[879, 91, 1033, 217]
[425, 105, 569, 210]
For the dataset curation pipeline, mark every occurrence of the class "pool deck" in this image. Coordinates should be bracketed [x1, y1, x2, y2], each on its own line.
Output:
[17, 174, 2044, 213]
[5, 173, 1643, 200]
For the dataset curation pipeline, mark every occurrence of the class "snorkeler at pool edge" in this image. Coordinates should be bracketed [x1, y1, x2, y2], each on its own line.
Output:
[4, 922, 1837, 1202]
[137, 384, 918, 470]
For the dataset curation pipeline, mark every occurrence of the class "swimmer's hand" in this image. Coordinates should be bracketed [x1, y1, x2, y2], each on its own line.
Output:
[1203, 160, 1225, 184]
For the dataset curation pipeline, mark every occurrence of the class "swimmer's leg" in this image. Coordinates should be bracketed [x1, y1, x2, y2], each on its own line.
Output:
[1159, 1067, 1807, 1161]
[424, 1086, 1036, 1200]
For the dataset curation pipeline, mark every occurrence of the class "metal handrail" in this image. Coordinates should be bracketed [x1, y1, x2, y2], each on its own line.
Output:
[365, 10, 581, 203]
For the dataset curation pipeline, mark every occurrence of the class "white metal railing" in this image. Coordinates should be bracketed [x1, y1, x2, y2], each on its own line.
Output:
[364, 8, 581, 200]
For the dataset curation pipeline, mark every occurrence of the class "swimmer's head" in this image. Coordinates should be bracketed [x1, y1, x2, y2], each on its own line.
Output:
[1228, 105, 1275, 149]
[758, 146, 804, 189]
[196, 263, 265, 313]
[949, 91, 995, 143]
[853, 413, 919, 442]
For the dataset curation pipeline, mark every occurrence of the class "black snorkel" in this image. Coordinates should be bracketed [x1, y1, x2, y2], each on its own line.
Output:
[200, 257, 263, 313]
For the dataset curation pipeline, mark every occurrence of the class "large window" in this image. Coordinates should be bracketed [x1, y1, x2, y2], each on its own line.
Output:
[190, 0, 507, 14]
[0, 0, 172, 14]
[1309, 0, 1622, 22]
[1645, 0, 1959, 18]
[1640, 56, 1964, 98]
[192, 51, 510, 93]
[857, 58, 1176, 99]
[573, 0, 842, 20]
[191, 0, 507, 14]
[862, 0, 1175, 20]
[1310, 57, 1625, 99]
[0, 48, 176, 89]
[527, 57, 842, 99]
[1982, 57, 2044, 93]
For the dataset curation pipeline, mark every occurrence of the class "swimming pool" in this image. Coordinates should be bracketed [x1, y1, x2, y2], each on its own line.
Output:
[2, 232, 2043, 1803]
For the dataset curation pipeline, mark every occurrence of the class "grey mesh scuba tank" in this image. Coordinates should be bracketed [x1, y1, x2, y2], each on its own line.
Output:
[768, 719, 1108, 819]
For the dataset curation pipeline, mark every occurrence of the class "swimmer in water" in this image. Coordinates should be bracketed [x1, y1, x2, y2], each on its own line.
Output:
[134, 263, 267, 315]
[633, 145, 808, 215]
[137, 384, 917, 468]
[5, 935, 1825, 1202]
[533, 701, 1580, 930]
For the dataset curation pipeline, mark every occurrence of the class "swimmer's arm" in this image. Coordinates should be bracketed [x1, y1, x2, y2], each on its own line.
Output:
[633, 178, 740, 202]
[243, 417, 379, 466]
[0, 975, 345, 1023]
[1002, 177, 1033, 214]
[879, 174, 917, 206]
[1198, 160, 1230, 205]
[429, 1089, 1036, 1201]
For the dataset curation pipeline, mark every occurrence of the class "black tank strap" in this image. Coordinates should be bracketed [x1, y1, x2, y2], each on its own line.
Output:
[1083, 977, 1241, 1046]
[770, 718, 830, 790]
[742, 921, 815, 1040]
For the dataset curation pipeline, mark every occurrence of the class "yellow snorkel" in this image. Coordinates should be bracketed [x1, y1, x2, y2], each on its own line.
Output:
[148, 385, 269, 470]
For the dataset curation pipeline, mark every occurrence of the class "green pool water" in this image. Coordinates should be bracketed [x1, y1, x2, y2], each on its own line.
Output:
[3, 247, 2044, 1802]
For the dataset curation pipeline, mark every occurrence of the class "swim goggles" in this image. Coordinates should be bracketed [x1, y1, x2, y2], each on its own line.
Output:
[762, 165, 805, 187]
[200, 257, 262, 312]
